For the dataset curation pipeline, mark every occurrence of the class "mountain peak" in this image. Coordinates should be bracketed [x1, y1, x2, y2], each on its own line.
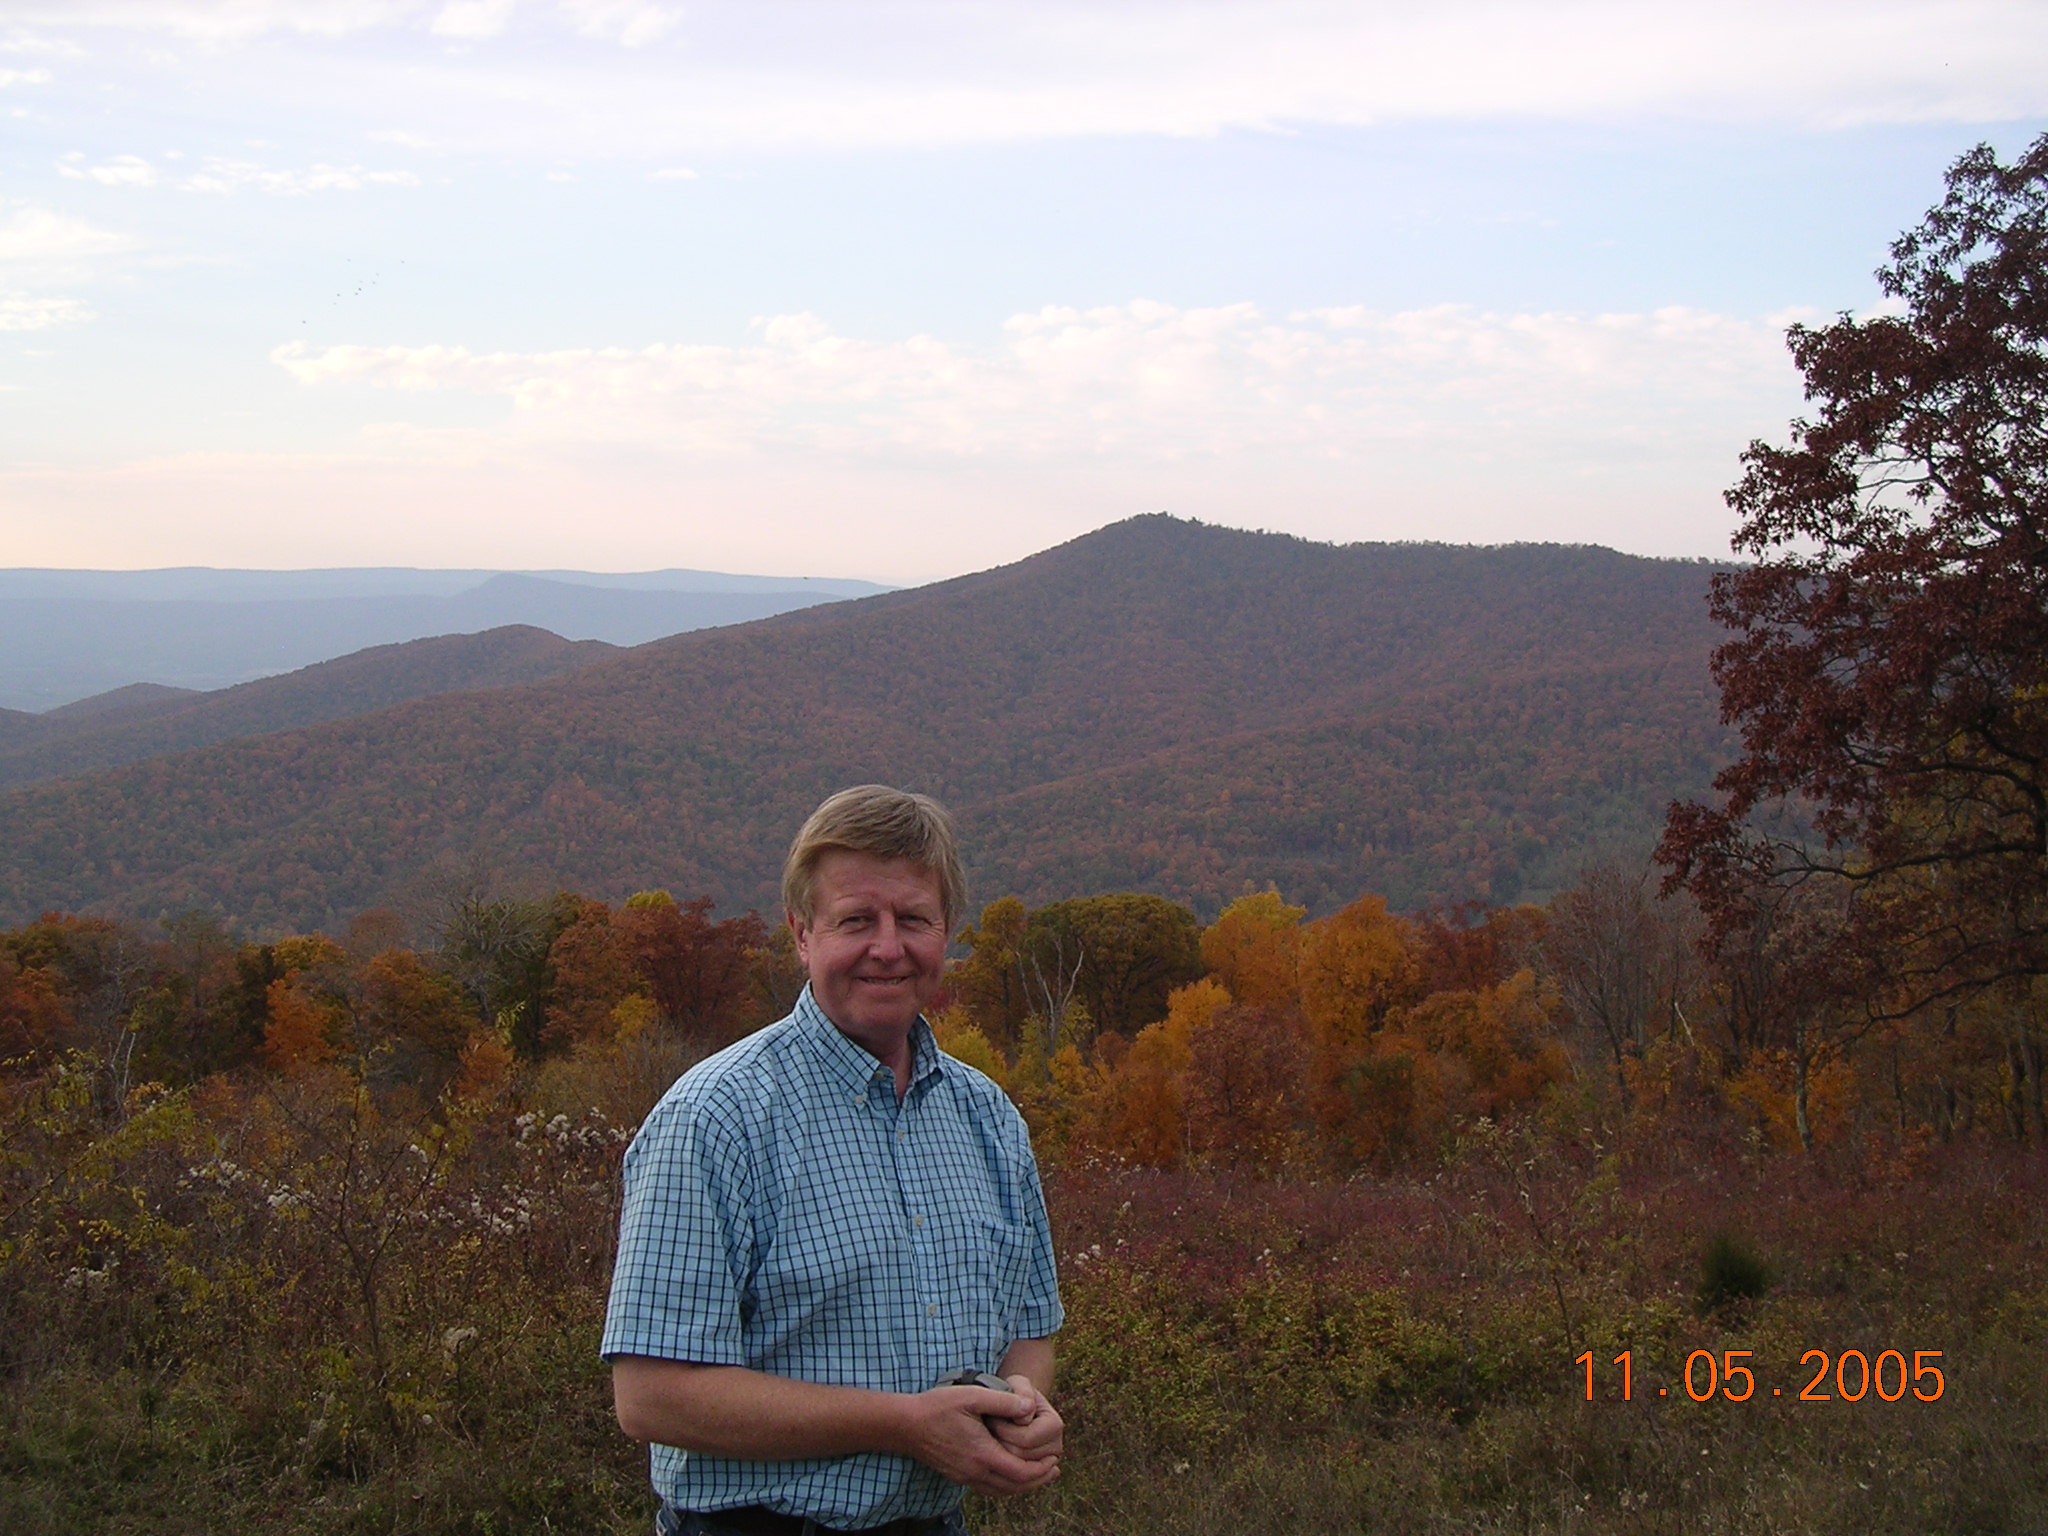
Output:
[0, 526, 1729, 930]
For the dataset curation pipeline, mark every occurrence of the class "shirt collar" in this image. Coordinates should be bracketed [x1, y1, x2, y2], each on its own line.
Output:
[792, 984, 946, 1098]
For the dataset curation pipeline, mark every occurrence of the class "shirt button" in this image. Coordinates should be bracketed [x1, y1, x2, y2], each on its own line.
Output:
[914, 1215, 924, 1228]
[927, 1304, 937, 1316]
[896, 1130, 905, 1141]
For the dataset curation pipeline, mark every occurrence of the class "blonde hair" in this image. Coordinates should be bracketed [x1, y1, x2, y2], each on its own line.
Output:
[782, 785, 966, 932]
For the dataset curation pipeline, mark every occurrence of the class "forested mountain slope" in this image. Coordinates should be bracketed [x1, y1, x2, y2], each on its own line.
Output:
[0, 517, 1732, 929]
[0, 627, 618, 790]
[41, 682, 201, 723]
[0, 568, 886, 710]
[0, 706, 43, 751]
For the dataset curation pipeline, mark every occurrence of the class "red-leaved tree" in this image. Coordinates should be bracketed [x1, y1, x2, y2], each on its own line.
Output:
[1659, 134, 2048, 1025]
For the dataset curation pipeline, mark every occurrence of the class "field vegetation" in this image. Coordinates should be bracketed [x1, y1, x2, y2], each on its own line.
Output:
[2, 862, 2042, 1535]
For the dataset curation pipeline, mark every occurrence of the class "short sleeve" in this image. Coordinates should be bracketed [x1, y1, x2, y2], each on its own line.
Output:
[1007, 1103, 1065, 1341]
[600, 1086, 756, 1366]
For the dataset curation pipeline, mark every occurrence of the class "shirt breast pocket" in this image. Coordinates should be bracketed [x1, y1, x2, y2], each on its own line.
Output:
[972, 1217, 1034, 1347]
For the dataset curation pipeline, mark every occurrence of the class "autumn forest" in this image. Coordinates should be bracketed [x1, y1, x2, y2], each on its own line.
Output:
[5, 139, 2048, 1534]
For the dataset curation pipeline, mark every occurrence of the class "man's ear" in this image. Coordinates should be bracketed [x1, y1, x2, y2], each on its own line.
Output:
[787, 910, 809, 963]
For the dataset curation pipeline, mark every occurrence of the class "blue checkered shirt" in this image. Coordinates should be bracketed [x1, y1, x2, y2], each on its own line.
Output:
[601, 986, 1064, 1527]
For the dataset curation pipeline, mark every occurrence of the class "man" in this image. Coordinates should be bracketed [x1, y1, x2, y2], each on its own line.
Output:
[603, 785, 1065, 1536]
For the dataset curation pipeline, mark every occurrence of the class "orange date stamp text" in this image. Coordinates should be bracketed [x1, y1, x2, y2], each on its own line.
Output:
[1576, 1348, 1946, 1403]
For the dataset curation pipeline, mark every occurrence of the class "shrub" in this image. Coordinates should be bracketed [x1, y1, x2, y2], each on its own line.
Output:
[1694, 1231, 1773, 1313]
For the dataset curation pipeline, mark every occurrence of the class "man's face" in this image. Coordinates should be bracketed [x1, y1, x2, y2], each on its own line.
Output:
[792, 850, 948, 1039]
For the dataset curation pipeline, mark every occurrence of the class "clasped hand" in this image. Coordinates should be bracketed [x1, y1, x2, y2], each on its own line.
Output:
[904, 1373, 1063, 1498]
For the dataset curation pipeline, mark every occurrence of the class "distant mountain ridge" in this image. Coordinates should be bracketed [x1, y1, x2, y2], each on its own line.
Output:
[0, 566, 889, 601]
[0, 626, 618, 791]
[0, 517, 1732, 930]
[42, 683, 201, 722]
[0, 565, 891, 710]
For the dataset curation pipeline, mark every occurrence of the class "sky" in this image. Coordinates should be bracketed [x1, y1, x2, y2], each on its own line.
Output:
[1, 2, 2045, 585]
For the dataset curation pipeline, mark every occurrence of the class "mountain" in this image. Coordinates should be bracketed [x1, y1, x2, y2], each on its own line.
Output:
[0, 566, 891, 710]
[0, 567, 889, 601]
[0, 707, 42, 752]
[0, 517, 1733, 931]
[42, 683, 202, 723]
[0, 626, 618, 791]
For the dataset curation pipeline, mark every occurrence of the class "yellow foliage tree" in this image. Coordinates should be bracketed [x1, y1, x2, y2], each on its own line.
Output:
[610, 993, 658, 1043]
[1298, 894, 1423, 1159]
[948, 897, 1031, 1052]
[1012, 1042, 1097, 1159]
[273, 934, 347, 974]
[1298, 894, 1422, 1055]
[1161, 975, 1232, 1044]
[1200, 890, 1305, 1010]
[930, 1003, 1011, 1091]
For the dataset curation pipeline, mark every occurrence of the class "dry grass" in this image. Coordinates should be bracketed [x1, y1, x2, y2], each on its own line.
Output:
[3, 1052, 2044, 1535]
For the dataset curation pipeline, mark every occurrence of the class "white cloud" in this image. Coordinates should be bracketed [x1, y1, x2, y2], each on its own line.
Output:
[0, 66, 52, 86]
[0, 31, 84, 57]
[8, 0, 674, 46]
[12, 2, 2048, 154]
[51, 150, 419, 194]
[557, 0, 677, 47]
[429, 0, 518, 39]
[3, 3, 418, 43]
[10, 296, 1810, 569]
[0, 292, 94, 330]
[0, 205, 124, 333]
[58, 152, 161, 186]
[183, 157, 421, 193]
[271, 299, 1801, 465]
[647, 165, 696, 180]
[0, 203, 132, 264]
[0, 200, 112, 328]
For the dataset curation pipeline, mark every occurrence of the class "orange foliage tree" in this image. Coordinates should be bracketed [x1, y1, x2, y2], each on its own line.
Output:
[265, 942, 473, 1092]
[351, 950, 474, 1070]
[1083, 977, 1231, 1168]
[1183, 1002, 1310, 1174]
[0, 948, 68, 1064]
[1400, 970, 1571, 1123]
[1299, 895, 1425, 1163]
[1199, 890, 1305, 1009]
[1416, 901, 1548, 996]
[617, 891, 767, 1045]
[263, 977, 341, 1074]
[541, 898, 637, 1052]
[260, 935, 350, 1074]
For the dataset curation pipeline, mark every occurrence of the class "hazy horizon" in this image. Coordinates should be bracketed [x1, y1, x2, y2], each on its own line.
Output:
[3, 3, 2045, 583]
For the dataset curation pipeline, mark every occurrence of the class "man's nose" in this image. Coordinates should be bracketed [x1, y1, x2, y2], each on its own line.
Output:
[868, 914, 905, 957]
